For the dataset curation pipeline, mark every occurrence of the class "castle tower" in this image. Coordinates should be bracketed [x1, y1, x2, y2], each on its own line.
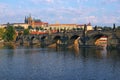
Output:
[24, 16, 28, 23]
[28, 15, 32, 25]
[24, 14, 33, 26]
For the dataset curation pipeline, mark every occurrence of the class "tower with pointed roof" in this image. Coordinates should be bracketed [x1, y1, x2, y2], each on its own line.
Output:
[24, 14, 48, 28]
[24, 16, 28, 23]
[24, 15, 33, 26]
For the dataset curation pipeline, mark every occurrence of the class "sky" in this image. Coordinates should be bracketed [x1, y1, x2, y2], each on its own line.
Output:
[0, 0, 120, 26]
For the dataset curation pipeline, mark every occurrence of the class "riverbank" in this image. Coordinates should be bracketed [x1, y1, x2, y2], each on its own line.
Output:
[1, 41, 120, 50]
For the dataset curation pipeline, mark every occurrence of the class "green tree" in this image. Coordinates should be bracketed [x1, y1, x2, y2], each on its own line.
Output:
[28, 26, 33, 30]
[36, 27, 39, 31]
[94, 25, 97, 31]
[72, 28, 76, 31]
[23, 29, 29, 35]
[3, 26, 15, 42]
[39, 27, 44, 30]
[103, 26, 112, 31]
[0, 28, 5, 40]
[49, 27, 52, 30]
[117, 26, 120, 30]
[15, 26, 24, 31]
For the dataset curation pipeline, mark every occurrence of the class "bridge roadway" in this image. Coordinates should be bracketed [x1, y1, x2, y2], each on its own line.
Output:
[16, 30, 120, 48]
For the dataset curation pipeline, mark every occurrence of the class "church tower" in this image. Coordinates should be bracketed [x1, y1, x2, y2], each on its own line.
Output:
[28, 15, 32, 25]
[25, 14, 33, 26]
[24, 16, 28, 23]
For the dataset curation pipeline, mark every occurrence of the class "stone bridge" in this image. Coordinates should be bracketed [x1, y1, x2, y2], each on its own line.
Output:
[16, 30, 120, 48]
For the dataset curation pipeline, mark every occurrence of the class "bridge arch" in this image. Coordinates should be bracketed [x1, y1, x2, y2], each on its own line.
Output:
[41, 36, 47, 40]
[92, 34, 108, 41]
[70, 35, 80, 40]
[53, 35, 61, 40]
[88, 33, 108, 46]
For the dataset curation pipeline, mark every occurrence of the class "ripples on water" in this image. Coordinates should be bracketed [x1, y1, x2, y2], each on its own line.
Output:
[0, 45, 120, 80]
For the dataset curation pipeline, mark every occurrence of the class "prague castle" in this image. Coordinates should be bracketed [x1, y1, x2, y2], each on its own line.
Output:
[24, 15, 48, 28]
[0, 15, 93, 31]
[0, 15, 48, 29]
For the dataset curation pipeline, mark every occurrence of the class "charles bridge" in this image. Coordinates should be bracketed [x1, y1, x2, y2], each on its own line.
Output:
[16, 29, 120, 49]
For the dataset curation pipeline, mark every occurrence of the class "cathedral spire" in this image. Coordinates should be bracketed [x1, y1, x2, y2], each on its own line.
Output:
[29, 13, 32, 18]
[25, 16, 27, 23]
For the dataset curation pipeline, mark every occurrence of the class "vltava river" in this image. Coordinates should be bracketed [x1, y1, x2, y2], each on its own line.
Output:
[0, 45, 120, 80]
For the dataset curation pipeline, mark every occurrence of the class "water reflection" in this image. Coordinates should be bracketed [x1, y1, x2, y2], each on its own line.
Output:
[72, 46, 108, 59]
[94, 48, 108, 59]
[0, 44, 110, 60]
[2, 44, 16, 49]
[0, 45, 120, 80]
[100, 48, 107, 58]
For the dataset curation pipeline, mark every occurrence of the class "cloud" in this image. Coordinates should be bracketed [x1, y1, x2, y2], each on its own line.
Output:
[102, 0, 120, 4]
[0, 0, 120, 26]
[30, 0, 54, 4]
[107, 0, 119, 2]
[46, 0, 54, 3]
[0, 3, 8, 15]
[102, 16, 119, 24]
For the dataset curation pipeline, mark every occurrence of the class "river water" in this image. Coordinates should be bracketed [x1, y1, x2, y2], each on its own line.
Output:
[0, 45, 120, 80]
